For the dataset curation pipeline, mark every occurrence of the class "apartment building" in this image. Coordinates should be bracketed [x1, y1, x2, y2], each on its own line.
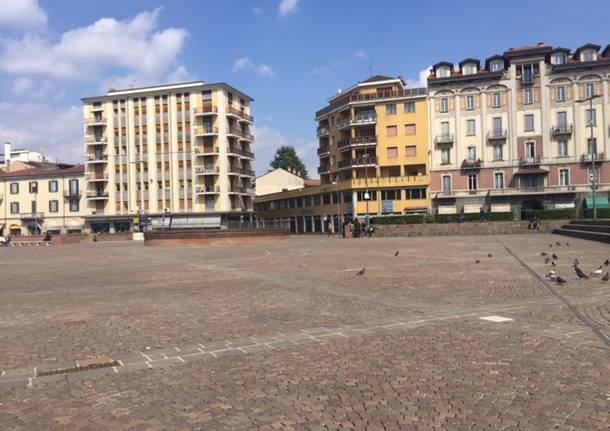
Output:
[0, 164, 86, 236]
[255, 76, 429, 232]
[82, 81, 255, 232]
[428, 42, 610, 216]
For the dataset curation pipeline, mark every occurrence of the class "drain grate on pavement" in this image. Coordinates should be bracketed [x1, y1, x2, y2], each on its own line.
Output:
[36, 360, 120, 377]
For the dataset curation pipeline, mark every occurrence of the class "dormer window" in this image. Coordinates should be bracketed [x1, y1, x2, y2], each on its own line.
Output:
[581, 49, 596, 62]
[489, 61, 503, 72]
[462, 63, 477, 75]
[437, 66, 451, 78]
[551, 53, 566, 65]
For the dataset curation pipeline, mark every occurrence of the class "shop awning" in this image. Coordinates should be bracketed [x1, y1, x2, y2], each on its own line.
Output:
[9, 224, 20, 230]
[585, 197, 609, 209]
[514, 168, 549, 175]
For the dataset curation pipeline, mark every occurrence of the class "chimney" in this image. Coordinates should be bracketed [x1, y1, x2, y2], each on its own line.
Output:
[3, 142, 11, 166]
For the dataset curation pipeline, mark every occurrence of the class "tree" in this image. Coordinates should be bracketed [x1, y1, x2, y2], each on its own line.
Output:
[270, 146, 309, 179]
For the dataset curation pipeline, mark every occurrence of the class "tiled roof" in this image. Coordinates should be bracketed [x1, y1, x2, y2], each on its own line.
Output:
[361, 75, 395, 83]
[0, 164, 84, 178]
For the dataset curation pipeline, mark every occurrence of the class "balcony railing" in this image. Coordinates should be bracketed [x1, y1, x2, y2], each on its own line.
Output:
[64, 190, 81, 198]
[434, 133, 454, 145]
[87, 154, 108, 162]
[195, 146, 219, 155]
[87, 174, 109, 181]
[193, 104, 218, 115]
[228, 167, 255, 176]
[551, 125, 573, 136]
[486, 130, 507, 141]
[337, 136, 377, 151]
[317, 146, 330, 156]
[581, 152, 604, 163]
[194, 126, 219, 136]
[228, 147, 254, 158]
[86, 191, 109, 198]
[337, 114, 377, 129]
[240, 132, 254, 141]
[196, 186, 219, 194]
[227, 106, 254, 123]
[318, 165, 330, 174]
[317, 126, 330, 137]
[518, 157, 541, 166]
[338, 156, 378, 169]
[195, 166, 218, 175]
[86, 117, 107, 126]
[20, 213, 44, 220]
[461, 159, 482, 170]
[85, 136, 107, 144]
[227, 127, 244, 138]
[230, 186, 255, 194]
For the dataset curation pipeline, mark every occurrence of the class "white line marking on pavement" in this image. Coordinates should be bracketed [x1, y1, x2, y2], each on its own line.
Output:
[479, 315, 514, 323]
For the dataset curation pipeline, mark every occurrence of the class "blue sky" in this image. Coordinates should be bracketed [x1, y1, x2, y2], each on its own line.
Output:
[1, 0, 609, 176]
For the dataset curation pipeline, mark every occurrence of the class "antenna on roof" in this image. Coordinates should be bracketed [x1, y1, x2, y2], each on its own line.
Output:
[368, 62, 374, 77]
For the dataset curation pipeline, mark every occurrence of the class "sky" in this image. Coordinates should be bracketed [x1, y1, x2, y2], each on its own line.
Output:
[0, 0, 609, 177]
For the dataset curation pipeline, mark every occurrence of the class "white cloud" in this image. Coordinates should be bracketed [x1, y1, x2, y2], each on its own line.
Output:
[252, 6, 265, 15]
[232, 57, 275, 78]
[279, 0, 299, 16]
[252, 126, 317, 177]
[355, 49, 367, 59]
[166, 65, 193, 83]
[405, 66, 431, 88]
[0, 8, 188, 86]
[0, 102, 83, 163]
[312, 60, 341, 75]
[11, 78, 34, 96]
[0, 0, 47, 29]
[10, 77, 58, 99]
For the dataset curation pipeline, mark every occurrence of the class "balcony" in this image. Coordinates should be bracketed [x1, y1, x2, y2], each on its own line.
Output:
[551, 125, 573, 138]
[229, 186, 255, 195]
[20, 213, 44, 220]
[64, 190, 81, 199]
[228, 147, 254, 158]
[227, 126, 244, 138]
[317, 126, 330, 137]
[434, 133, 454, 145]
[226, 106, 254, 123]
[194, 104, 218, 116]
[195, 166, 219, 175]
[318, 165, 330, 174]
[196, 186, 219, 194]
[228, 167, 255, 177]
[85, 136, 107, 145]
[337, 113, 377, 130]
[317, 146, 330, 157]
[86, 191, 109, 199]
[86, 154, 108, 163]
[581, 152, 604, 163]
[194, 126, 218, 136]
[195, 146, 219, 155]
[85, 117, 107, 126]
[338, 156, 378, 170]
[86, 174, 109, 182]
[518, 157, 541, 166]
[337, 136, 377, 152]
[461, 159, 482, 170]
[486, 130, 507, 142]
[239, 131, 254, 142]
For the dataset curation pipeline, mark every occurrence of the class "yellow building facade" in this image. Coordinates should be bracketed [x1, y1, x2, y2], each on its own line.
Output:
[255, 76, 429, 233]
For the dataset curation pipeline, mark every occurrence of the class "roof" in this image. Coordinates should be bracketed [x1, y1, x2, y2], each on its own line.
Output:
[602, 45, 610, 58]
[432, 61, 453, 69]
[304, 179, 321, 187]
[458, 58, 480, 68]
[551, 47, 571, 54]
[503, 44, 553, 57]
[361, 75, 395, 84]
[0, 164, 84, 179]
[574, 43, 602, 56]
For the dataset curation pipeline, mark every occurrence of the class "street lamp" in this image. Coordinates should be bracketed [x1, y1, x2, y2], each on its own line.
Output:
[576, 94, 601, 219]
[362, 152, 370, 224]
[332, 177, 342, 236]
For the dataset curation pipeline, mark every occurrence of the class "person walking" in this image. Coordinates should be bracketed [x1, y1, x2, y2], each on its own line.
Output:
[479, 207, 485, 223]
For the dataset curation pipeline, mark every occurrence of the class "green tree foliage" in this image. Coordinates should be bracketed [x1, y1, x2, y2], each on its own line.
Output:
[270, 146, 309, 178]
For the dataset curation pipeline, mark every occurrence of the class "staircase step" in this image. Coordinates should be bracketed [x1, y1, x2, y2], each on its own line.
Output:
[568, 219, 610, 227]
[561, 224, 610, 234]
[553, 228, 610, 244]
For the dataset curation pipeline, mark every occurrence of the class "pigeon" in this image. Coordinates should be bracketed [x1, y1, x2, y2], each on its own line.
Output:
[574, 265, 589, 279]
[546, 271, 557, 280]
[541, 252, 548, 257]
[556, 241, 561, 246]
[551, 261, 557, 267]
[556, 276, 567, 285]
[549, 244, 553, 248]
[602, 273, 609, 282]
[604, 259, 609, 266]
[394, 251, 399, 256]
[566, 242, 570, 247]
[574, 258, 580, 266]
[552, 253, 558, 260]
[591, 266, 603, 276]
[488, 253, 492, 258]
[356, 267, 366, 276]
[475, 259, 480, 264]
[544, 257, 550, 264]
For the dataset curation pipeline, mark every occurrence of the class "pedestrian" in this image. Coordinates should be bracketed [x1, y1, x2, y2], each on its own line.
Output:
[479, 207, 485, 223]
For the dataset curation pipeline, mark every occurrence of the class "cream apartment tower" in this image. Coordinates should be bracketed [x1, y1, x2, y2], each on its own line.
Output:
[82, 82, 255, 232]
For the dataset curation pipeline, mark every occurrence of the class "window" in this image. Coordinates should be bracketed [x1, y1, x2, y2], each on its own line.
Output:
[523, 89, 533, 105]
[69, 199, 79, 212]
[522, 65, 534, 83]
[468, 174, 478, 190]
[10, 183, 19, 194]
[10, 202, 19, 214]
[437, 66, 450, 78]
[404, 102, 415, 113]
[492, 117, 503, 136]
[440, 121, 450, 137]
[405, 146, 417, 157]
[524, 114, 534, 132]
[466, 119, 476, 136]
[557, 111, 567, 130]
[69, 179, 79, 196]
[29, 181, 38, 194]
[494, 172, 504, 189]
[586, 108, 596, 126]
[386, 125, 397, 137]
[586, 83, 595, 98]
[489, 60, 503, 72]
[405, 188, 426, 200]
[525, 141, 536, 159]
[466, 95, 474, 110]
[552, 53, 566, 65]
[492, 92, 501, 108]
[49, 200, 59, 213]
[48, 180, 58, 193]
[387, 147, 398, 158]
[588, 138, 597, 155]
[463, 63, 477, 75]
[404, 124, 416, 135]
[386, 103, 397, 115]
[440, 97, 448, 113]
[442, 175, 451, 192]
[582, 49, 595, 62]
[467, 146, 476, 161]
[558, 140, 568, 157]
[559, 168, 570, 186]
[356, 190, 377, 201]
[493, 144, 503, 161]
[381, 189, 401, 200]
[556, 86, 565, 102]
[441, 147, 451, 164]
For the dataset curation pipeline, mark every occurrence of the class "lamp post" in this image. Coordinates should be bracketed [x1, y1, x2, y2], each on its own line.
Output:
[332, 177, 342, 236]
[362, 152, 370, 224]
[576, 94, 601, 219]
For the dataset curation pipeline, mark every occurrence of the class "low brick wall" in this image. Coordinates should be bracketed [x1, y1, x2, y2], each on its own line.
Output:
[51, 234, 89, 245]
[373, 221, 567, 237]
[144, 229, 288, 246]
[95, 233, 133, 242]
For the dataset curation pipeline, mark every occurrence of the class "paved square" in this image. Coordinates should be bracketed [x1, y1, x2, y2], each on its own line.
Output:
[1, 233, 609, 430]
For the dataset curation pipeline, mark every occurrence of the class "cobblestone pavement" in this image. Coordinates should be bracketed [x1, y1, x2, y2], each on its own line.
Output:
[1, 234, 609, 429]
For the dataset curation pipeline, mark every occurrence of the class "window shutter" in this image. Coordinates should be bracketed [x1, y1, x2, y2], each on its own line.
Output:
[435, 99, 440, 112]
[460, 97, 465, 110]
[516, 92, 523, 105]
[475, 95, 481, 108]
[534, 89, 540, 103]
[579, 85, 585, 99]
[567, 86, 573, 100]
[595, 82, 602, 95]
[448, 98, 455, 111]
[486, 94, 492, 108]
[501, 93, 508, 106]
[550, 88, 555, 102]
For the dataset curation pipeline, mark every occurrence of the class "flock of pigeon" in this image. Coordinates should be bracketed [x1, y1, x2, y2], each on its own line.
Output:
[543, 240, 610, 285]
